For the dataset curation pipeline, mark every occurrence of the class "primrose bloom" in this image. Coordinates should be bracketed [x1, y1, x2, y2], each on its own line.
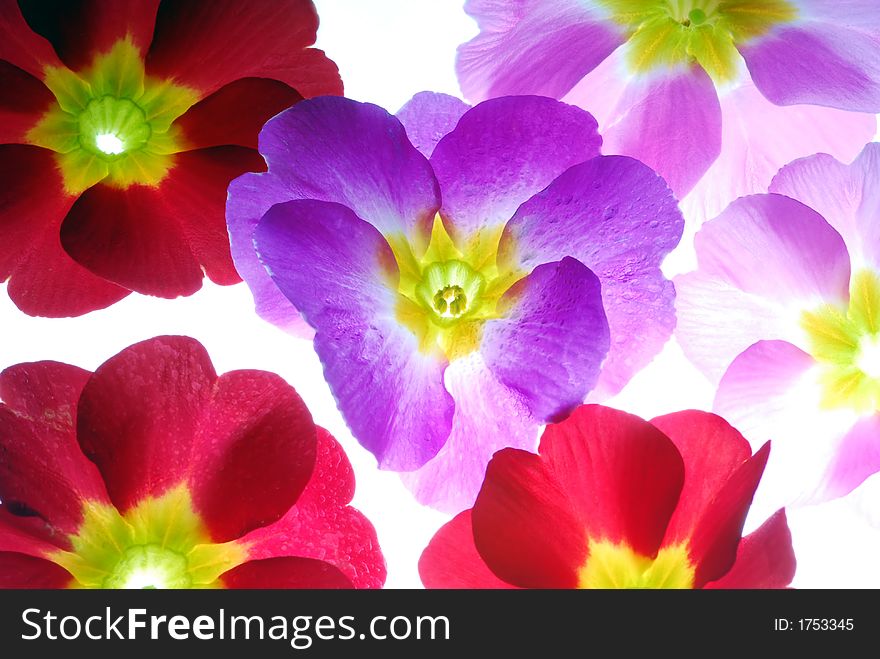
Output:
[457, 0, 877, 222]
[227, 93, 683, 511]
[0, 0, 341, 316]
[0, 336, 385, 589]
[420, 405, 795, 589]
[675, 143, 880, 514]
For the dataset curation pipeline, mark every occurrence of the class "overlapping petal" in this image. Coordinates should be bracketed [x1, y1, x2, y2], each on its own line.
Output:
[675, 194, 852, 382]
[254, 199, 453, 470]
[500, 155, 683, 397]
[395, 91, 470, 159]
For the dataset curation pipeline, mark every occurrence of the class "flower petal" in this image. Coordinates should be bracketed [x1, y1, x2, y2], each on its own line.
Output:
[0, 361, 108, 534]
[675, 194, 852, 382]
[395, 91, 470, 158]
[0, 552, 72, 588]
[221, 556, 353, 589]
[419, 510, 515, 589]
[175, 77, 303, 150]
[457, 0, 624, 101]
[705, 509, 795, 589]
[189, 370, 317, 543]
[430, 95, 601, 248]
[652, 410, 770, 587]
[0, 60, 54, 143]
[500, 155, 683, 398]
[60, 147, 262, 296]
[76, 336, 217, 512]
[236, 427, 386, 589]
[740, 21, 880, 112]
[401, 352, 541, 513]
[470, 447, 586, 588]
[0, 0, 63, 77]
[819, 413, 880, 502]
[680, 81, 876, 225]
[254, 199, 453, 470]
[146, 0, 341, 97]
[601, 66, 721, 198]
[17, 0, 159, 71]
[1, 145, 129, 316]
[482, 257, 609, 421]
[770, 143, 880, 270]
[714, 340, 856, 512]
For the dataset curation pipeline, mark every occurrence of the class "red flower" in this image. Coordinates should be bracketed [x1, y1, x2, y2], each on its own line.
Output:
[0, 336, 385, 589]
[420, 405, 796, 589]
[0, 0, 341, 316]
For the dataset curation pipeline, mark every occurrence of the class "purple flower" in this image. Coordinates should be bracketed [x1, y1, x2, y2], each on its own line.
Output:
[675, 142, 880, 517]
[456, 1, 877, 223]
[227, 93, 683, 512]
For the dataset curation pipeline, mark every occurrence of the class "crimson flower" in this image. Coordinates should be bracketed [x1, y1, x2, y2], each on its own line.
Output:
[420, 405, 795, 589]
[0, 336, 385, 589]
[1, 0, 341, 316]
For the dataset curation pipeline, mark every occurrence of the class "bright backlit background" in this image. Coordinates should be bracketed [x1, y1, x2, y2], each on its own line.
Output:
[3, 0, 880, 588]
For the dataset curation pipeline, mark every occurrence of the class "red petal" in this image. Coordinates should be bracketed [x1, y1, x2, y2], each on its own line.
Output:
[60, 147, 262, 295]
[146, 0, 341, 97]
[236, 428, 386, 589]
[471, 448, 588, 588]
[0, 0, 62, 78]
[152, 147, 265, 286]
[706, 509, 796, 589]
[538, 405, 685, 556]
[0, 506, 65, 556]
[176, 77, 303, 150]
[0, 60, 53, 143]
[76, 336, 217, 512]
[0, 362, 108, 534]
[59, 183, 204, 298]
[0, 552, 72, 588]
[1, 145, 129, 316]
[221, 556, 353, 589]
[17, 0, 159, 70]
[419, 510, 516, 589]
[189, 370, 316, 542]
[652, 411, 757, 580]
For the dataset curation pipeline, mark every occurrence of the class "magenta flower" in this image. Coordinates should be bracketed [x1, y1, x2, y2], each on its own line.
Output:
[457, 1, 877, 221]
[675, 142, 880, 514]
[227, 93, 683, 511]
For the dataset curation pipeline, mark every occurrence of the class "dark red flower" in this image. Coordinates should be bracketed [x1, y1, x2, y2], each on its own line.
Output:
[0, 336, 385, 589]
[420, 405, 795, 589]
[0, 0, 341, 316]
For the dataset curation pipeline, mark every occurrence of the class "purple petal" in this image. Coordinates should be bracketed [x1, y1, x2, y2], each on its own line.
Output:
[256, 96, 440, 253]
[499, 155, 683, 398]
[740, 22, 880, 112]
[823, 414, 880, 501]
[714, 340, 856, 515]
[254, 199, 454, 470]
[680, 81, 876, 225]
[457, 0, 624, 101]
[430, 95, 601, 247]
[227, 172, 313, 336]
[396, 92, 470, 158]
[771, 143, 880, 269]
[675, 194, 852, 382]
[482, 257, 609, 421]
[601, 65, 721, 198]
[401, 353, 541, 513]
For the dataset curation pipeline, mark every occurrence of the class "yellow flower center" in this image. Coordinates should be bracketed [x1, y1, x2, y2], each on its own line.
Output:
[598, 0, 798, 82]
[51, 486, 246, 589]
[390, 217, 524, 361]
[26, 37, 199, 195]
[577, 540, 695, 589]
[801, 269, 880, 413]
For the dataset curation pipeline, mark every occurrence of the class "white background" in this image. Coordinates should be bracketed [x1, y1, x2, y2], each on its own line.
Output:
[3, 0, 880, 588]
